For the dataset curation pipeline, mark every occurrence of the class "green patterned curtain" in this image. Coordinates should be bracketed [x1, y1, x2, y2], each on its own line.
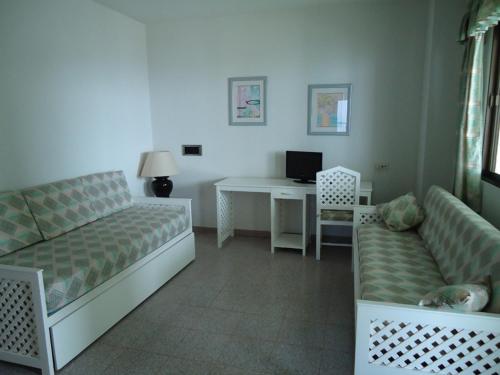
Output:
[473, 0, 500, 34]
[454, 36, 485, 211]
[454, 0, 500, 212]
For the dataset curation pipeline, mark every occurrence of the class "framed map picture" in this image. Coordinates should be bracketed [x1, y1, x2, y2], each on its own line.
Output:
[307, 84, 351, 135]
[228, 76, 267, 126]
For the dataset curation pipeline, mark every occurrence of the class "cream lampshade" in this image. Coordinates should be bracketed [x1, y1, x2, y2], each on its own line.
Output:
[140, 151, 179, 197]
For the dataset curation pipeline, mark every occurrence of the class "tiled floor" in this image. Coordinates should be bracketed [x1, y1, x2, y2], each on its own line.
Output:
[0, 231, 355, 375]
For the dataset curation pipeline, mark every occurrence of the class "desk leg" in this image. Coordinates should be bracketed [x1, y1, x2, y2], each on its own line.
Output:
[216, 188, 233, 248]
[360, 192, 372, 206]
[302, 197, 307, 256]
[270, 197, 275, 253]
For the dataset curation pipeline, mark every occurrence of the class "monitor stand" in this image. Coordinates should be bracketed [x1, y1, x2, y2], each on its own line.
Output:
[293, 179, 316, 184]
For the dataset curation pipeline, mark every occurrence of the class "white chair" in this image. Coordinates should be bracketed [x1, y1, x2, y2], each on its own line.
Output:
[316, 166, 360, 260]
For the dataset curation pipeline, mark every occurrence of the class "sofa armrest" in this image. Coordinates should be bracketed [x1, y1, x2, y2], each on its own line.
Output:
[353, 205, 383, 231]
[133, 196, 191, 207]
[0, 265, 54, 375]
[132, 197, 193, 229]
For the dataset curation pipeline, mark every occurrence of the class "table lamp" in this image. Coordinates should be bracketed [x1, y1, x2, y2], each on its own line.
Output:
[140, 151, 179, 197]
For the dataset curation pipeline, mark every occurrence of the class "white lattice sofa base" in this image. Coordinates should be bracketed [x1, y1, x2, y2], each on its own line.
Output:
[353, 206, 500, 375]
[356, 301, 500, 374]
[0, 197, 195, 375]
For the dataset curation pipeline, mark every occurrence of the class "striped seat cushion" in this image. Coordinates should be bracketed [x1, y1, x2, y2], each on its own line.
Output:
[320, 209, 353, 221]
[358, 223, 446, 305]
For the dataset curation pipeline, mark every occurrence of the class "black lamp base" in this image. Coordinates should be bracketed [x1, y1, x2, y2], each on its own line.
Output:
[152, 177, 173, 197]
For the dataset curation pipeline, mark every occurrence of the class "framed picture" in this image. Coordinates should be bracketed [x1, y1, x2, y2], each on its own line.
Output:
[228, 76, 267, 126]
[307, 83, 351, 136]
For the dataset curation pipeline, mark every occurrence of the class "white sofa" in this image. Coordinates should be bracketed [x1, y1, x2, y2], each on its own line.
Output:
[0, 171, 195, 375]
[352, 186, 500, 375]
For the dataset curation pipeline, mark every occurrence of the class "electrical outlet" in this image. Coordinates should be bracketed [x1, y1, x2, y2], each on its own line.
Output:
[375, 162, 389, 170]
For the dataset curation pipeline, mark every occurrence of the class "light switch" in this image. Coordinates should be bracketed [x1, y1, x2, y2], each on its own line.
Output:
[182, 145, 202, 156]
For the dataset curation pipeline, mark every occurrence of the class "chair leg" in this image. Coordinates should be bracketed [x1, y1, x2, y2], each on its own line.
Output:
[316, 222, 321, 260]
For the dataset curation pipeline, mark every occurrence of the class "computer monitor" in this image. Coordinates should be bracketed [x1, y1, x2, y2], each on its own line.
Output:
[286, 151, 322, 184]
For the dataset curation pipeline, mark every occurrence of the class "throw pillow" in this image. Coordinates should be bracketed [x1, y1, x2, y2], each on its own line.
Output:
[23, 178, 97, 240]
[0, 191, 43, 255]
[418, 283, 490, 312]
[81, 171, 133, 219]
[377, 192, 424, 231]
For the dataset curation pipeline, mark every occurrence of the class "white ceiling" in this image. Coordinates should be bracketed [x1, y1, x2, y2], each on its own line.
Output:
[94, 0, 371, 23]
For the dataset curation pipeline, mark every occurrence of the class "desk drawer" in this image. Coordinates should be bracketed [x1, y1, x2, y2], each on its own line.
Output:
[271, 188, 305, 200]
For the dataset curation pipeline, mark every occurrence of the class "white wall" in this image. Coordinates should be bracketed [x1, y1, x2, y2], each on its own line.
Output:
[0, 0, 152, 194]
[417, 0, 466, 198]
[147, 0, 429, 228]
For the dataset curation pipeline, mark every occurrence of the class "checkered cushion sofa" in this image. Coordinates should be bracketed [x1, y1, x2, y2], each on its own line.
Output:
[352, 186, 500, 375]
[0, 171, 190, 314]
[0, 170, 195, 375]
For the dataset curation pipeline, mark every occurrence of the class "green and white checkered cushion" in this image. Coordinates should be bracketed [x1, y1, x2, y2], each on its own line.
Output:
[0, 191, 43, 256]
[0, 203, 190, 314]
[418, 186, 500, 313]
[320, 209, 353, 221]
[81, 171, 133, 219]
[358, 223, 446, 304]
[22, 178, 97, 240]
[377, 192, 424, 231]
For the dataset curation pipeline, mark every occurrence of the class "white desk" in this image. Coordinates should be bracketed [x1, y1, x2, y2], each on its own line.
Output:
[215, 177, 373, 250]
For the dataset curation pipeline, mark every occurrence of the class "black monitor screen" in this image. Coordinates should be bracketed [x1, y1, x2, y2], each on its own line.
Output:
[286, 151, 322, 183]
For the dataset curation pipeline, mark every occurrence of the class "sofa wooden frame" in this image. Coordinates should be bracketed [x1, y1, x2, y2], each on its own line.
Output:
[0, 197, 195, 375]
[352, 205, 500, 375]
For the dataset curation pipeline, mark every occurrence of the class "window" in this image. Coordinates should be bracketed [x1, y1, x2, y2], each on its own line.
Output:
[483, 25, 500, 186]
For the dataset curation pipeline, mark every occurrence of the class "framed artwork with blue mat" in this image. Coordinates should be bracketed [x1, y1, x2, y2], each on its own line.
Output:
[308, 83, 351, 135]
[228, 76, 267, 126]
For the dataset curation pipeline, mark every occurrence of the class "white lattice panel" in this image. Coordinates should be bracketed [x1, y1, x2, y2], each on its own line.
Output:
[0, 278, 39, 358]
[317, 169, 357, 207]
[369, 319, 500, 374]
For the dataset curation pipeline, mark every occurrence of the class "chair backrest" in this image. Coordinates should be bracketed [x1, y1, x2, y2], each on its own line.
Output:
[316, 166, 361, 212]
